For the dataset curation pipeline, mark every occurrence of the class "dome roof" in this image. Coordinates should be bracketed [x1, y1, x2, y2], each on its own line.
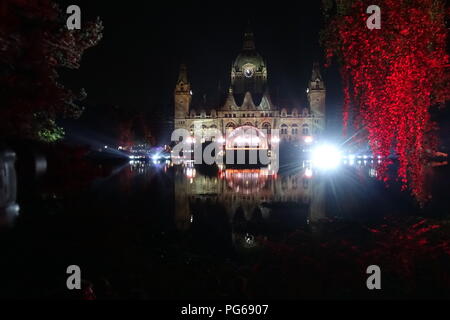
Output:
[233, 51, 266, 71]
[233, 25, 266, 71]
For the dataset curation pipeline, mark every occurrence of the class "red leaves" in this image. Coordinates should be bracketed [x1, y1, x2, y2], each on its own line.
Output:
[323, 0, 449, 203]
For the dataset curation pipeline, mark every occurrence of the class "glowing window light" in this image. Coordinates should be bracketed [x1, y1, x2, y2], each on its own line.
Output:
[186, 137, 194, 144]
[305, 168, 313, 178]
[311, 144, 341, 169]
[271, 136, 280, 144]
[186, 168, 196, 179]
[304, 136, 313, 144]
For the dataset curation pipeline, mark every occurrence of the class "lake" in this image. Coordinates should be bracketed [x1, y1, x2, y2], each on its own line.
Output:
[0, 156, 449, 299]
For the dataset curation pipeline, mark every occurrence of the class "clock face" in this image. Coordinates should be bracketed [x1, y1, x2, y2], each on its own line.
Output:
[244, 67, 254, 78]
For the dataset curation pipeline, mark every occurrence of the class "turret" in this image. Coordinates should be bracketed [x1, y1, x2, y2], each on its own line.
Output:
[307, 62, 326, 118]
[174, 64, 191, 119]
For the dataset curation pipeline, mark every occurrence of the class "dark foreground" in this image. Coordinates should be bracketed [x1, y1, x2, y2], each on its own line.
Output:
[0, 149, 449, 299]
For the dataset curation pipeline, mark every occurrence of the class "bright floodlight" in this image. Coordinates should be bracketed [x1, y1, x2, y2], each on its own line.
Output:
[312, 144, 342, 169]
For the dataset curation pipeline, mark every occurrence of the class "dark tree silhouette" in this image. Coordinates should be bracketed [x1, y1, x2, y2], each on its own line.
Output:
[0, 0, 103, 142]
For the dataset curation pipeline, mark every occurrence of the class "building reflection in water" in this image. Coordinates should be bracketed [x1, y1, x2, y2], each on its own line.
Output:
[174, 160, 328, 244]
[0, 150, 20, 228]
[124, 157, 437, 251]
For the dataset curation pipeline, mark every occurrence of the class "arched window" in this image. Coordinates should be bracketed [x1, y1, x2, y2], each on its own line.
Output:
[281, 108, 287, 117]
[281, 124, 288, 135]
[292, 124, 299, 135]
[262, 122, 271, 134]
[302, 124, 309, 135]
[226, 126, 268, 150]
[303, 178, 309, 189]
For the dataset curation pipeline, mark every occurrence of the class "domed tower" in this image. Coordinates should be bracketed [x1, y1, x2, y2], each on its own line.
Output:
[231, 25, 268, 96]
[174, 64, 192, 119]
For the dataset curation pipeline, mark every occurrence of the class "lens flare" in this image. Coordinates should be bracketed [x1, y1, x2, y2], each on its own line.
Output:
[312, 144, 341, 169]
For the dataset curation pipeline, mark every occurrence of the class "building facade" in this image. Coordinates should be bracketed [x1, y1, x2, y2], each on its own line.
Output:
[174, 27, 326, 145]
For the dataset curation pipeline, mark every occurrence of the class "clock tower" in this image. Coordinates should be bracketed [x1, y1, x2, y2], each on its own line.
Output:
[231, 26, 268, 95]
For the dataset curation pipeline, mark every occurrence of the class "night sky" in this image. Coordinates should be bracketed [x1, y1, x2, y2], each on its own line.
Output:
[57, 1, 343, 144]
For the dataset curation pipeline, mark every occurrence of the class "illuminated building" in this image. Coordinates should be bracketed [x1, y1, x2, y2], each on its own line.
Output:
[174, 26, 326, 146]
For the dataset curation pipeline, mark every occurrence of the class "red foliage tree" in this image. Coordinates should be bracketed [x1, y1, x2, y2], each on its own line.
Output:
[0, 0, 103, 141]
[322, 0, 449, 202]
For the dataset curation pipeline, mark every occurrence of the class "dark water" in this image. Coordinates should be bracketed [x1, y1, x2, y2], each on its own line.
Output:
[1, 158, 449, 299]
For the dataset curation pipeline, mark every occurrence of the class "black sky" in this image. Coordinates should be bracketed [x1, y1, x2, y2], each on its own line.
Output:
[57, 0, 343, 143]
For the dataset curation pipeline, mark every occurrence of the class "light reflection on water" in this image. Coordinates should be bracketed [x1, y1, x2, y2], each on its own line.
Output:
[172, 160, 379, 231]
[1, 153, 448, 298]
[124, 158, 446, 240]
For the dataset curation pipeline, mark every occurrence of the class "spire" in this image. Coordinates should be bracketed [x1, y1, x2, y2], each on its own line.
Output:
[243, 22, 256, 51]
[311, 62, 322, 82]
[309, 62, 325, 90]
[177, 64, 188, 84]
